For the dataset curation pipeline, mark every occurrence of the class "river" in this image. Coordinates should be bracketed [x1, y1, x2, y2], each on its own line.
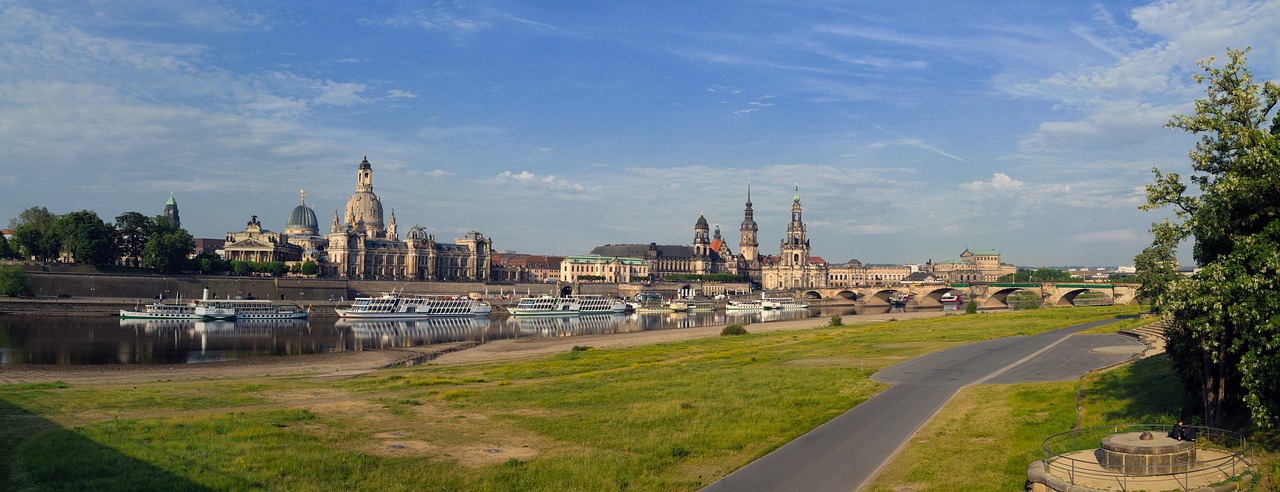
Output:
[0, 305, 875, 365]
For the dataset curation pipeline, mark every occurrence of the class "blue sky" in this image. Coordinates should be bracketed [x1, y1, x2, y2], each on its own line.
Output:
[2, 1, 1277, 268]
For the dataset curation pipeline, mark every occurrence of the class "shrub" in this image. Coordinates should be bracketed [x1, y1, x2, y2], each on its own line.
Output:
[829, 315, 843, 327]
[965, 299, 978, 314]
[571, 345, 591, 352]
[721, 324, 748, 336]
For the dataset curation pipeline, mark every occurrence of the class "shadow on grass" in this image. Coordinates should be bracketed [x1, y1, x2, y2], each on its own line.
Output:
[1085, 354, 1185, 424]
[0, 397, 210, 491]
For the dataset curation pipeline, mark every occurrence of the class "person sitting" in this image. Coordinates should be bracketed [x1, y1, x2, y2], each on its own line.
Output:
[1169, 420, 1185, 440]
[1180, 425, 1197, 442]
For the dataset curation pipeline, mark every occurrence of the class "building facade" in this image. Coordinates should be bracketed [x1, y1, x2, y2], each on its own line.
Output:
[560, 255, 649, 283]
[323, 156, 493, 281]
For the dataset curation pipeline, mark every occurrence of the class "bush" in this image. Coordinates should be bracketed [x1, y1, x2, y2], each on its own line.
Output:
[571, 345, 591, 352]
[829, 315, 843, 327]
[965, 299, 978, 314]
[721, 324, 748, 336]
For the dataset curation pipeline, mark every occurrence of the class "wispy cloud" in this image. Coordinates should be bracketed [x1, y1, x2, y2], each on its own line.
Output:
[874, 126, 966, 162]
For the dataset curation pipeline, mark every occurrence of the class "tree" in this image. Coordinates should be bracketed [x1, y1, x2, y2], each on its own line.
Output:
[1138, 48, 1280, 428]
[115, 211, 153, 268]
[0, 234, 13, 260]
[0, 265, 32, 296]
[300, 259, 318, 276]
[142, 217, 194, 274]
[52, 210, 117, 266]
[9, 206, 61, 262]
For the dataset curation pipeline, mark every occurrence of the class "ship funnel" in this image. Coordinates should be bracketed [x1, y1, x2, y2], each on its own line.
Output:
[203, 288, 210, 300]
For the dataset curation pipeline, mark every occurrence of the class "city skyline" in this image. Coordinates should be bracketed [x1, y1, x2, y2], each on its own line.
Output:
[2, 1, 1278, 267]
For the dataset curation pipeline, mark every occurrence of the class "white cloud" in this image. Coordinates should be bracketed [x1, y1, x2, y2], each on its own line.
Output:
[426, 169, 455, 177]
[495, 171, 586, 192]
[962, 173, 1024, 193]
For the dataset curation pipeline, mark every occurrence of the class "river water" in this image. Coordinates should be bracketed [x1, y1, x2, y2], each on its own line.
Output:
[1, 305, 871, 365]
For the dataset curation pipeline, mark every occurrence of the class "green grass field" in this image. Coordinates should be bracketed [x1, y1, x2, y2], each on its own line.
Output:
[3, 305, 1273, 491]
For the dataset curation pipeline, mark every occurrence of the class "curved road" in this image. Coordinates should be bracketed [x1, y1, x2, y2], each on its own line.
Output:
[701, 318, 1145, 492]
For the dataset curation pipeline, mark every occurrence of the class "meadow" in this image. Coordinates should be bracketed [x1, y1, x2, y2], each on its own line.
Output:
[2, 305, 1274, 491]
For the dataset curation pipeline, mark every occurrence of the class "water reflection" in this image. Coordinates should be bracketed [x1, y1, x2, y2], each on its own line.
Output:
[2, 305, 852, 365]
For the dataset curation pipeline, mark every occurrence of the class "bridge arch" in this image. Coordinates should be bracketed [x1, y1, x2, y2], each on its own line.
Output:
[916, 287, 964, 306]
[985, 287, 1042, 310]
[1052, 288, 1114, 307]
[803, 290, 823, 300]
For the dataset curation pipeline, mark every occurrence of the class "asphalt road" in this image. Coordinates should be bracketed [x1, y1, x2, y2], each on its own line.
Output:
[700, 318, 1145, 492]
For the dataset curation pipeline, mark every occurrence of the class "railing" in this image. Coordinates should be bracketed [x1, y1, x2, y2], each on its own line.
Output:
[1041, 424, 1253, 491]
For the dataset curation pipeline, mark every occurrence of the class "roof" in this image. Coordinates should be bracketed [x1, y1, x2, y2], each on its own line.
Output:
[492, 253, 563, 268]
[709, 238, 725, 252]
[963, 248, 1000, 256]
[590, 244, 694, 258]
[809, 256, 826, 265]
[564, 255, 647, 266]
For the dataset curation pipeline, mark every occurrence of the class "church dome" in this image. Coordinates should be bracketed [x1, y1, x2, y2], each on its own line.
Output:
[343, 155, 385, 237]
[285, 191, 319, 236]
[286, 204, 319, 235]
[695, 214, 709, 229]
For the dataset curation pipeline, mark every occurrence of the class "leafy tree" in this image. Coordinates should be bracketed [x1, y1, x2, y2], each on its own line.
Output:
[115, 211, 153, 268]
[0, 234, 13, 260]
[52, 210, 117, 266]
[9, 206, 61, 262]
[1138, 48, 1280, 428]
[998, 268, 1072, 282]
[142, 217, 194, 274]
[0, 265, 32, 296]
[300, 259, 318, 276]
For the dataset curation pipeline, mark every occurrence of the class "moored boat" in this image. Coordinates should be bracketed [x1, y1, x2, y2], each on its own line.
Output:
[336, 292, 492, 319]
[511, 295, 626, 316]
[195, 299, 309, 320]
[120, 301, 201, 320]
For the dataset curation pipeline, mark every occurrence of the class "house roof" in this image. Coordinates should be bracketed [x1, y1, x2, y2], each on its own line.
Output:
[590, 244, 694, 258]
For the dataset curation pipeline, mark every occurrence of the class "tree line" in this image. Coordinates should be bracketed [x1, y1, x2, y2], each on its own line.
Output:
[1, 206, 317, 278]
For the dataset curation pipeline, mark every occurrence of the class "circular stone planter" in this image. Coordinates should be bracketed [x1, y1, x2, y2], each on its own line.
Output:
[1098, 432, 1195, 476]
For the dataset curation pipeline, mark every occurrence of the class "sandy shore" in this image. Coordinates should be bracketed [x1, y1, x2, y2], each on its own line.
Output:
[1, 310, 947, 386]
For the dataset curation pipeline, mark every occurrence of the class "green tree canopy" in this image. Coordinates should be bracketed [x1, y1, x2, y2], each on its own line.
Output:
[0, 265, 32, 296]
[53, 210, 117, 266]
[0, 234, 13, 260]
[9, 206, 61, 262]
[114, 211, 153, 268]
[1138, 48, 1280, 428]
[142, 217, 195, 274]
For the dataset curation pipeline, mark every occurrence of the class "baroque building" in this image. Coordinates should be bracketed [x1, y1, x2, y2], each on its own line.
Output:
[323, 155, 492, 281]
[927, 248, 1016, 282]
[760, 185, 829, 290]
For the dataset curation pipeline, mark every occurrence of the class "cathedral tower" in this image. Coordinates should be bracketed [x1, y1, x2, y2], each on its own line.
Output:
[739, 180, 758, 262]
[779, 184, 809, 268]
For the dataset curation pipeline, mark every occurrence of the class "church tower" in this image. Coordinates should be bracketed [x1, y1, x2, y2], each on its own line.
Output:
[739, 180, 758, 262]
[163, 192, 181, 229]
[343, 154, 386, 239]
[693, 214, 710, 256]
[779, 184, 809, 268]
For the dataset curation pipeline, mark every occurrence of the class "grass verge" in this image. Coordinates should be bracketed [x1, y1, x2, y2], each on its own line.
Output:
[5, 305, 1222, 492]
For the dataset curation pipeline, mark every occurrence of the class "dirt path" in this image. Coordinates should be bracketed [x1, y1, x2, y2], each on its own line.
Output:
[1, 311, 946, 386]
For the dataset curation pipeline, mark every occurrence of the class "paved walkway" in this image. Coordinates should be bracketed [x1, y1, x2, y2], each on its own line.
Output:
[701, 319, 1144, 492]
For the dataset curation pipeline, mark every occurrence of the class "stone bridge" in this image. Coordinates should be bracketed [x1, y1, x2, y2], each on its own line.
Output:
[789, 282, 1139, 310]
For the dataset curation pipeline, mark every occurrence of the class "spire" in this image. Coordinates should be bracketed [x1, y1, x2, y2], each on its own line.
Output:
[747, 178, 752, 205]
[794, 183, 800, 203]
[300, 189, 306, 205]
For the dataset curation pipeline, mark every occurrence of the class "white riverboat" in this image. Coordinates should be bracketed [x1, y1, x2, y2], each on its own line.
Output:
[120, 301, 201, 320]
[725, 300, 765, 311]
[762, 297, 810, 310]
[194, 299, 309, 320]
[511, 295, 626, 316]
[335, 292, 492, 319]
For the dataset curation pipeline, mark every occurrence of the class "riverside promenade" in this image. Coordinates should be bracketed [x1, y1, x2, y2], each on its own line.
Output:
[702, 318, 1145, 492]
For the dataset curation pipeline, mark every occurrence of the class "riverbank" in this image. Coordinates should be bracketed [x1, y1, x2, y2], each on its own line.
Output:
[0, 310, 948, 385]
